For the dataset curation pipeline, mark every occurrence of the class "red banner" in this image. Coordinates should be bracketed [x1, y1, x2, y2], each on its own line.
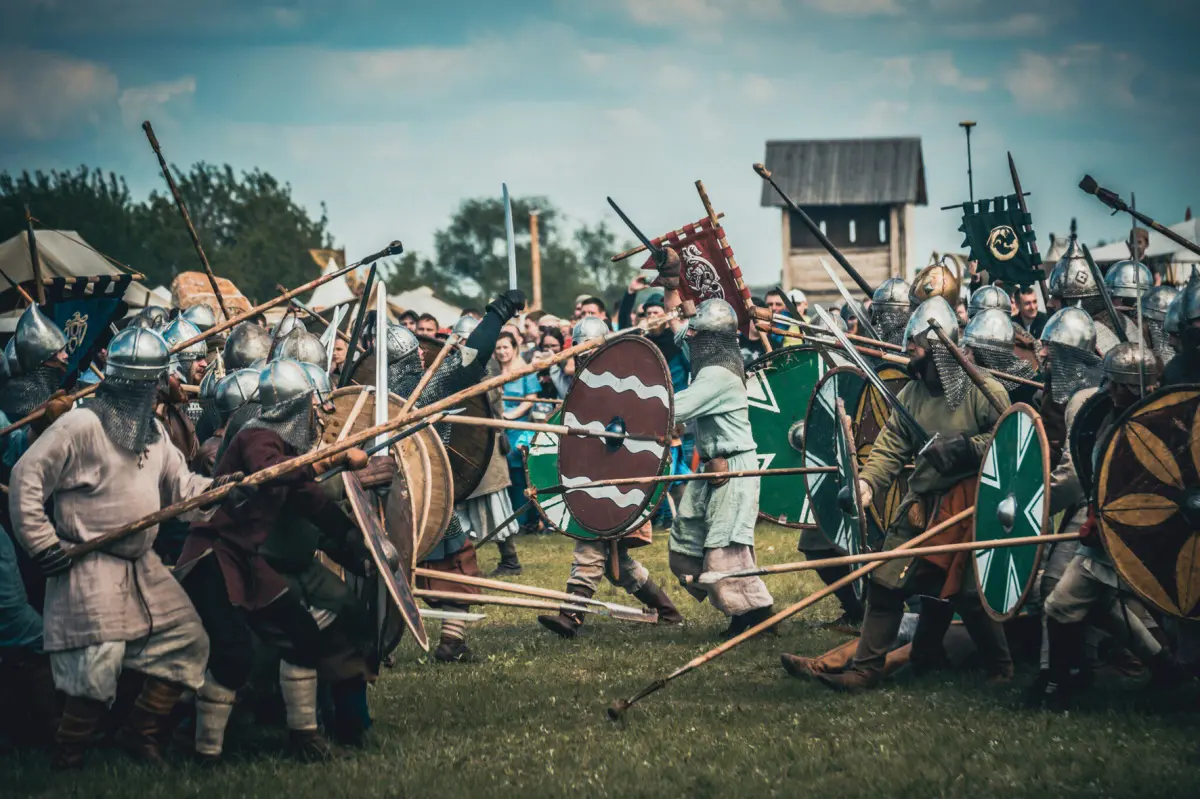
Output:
[639, 216, 752, 336]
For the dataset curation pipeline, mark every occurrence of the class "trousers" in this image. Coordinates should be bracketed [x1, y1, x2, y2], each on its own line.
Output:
[669, 545, 772, 617]
[567, 540, 649, 595]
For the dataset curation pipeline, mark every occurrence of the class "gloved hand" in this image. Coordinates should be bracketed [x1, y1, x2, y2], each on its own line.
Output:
[1077, 508, 1100, 548]
[32, 543, 72, 579]
[486, 290, 527, 322]
[313, 447, 370, 476]
[922, 433, 976, 474]
[357, 455, 396, 489]
[31, 390, 73, 434]
[836, 479, 872, 515]
[656, 247, 681, 290]
[200, 472, 247, 510]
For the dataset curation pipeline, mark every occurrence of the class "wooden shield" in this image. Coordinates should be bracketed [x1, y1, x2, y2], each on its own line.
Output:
[852, 365, 910, 540]
[558, 337, 673, 536]
[746, 346, 827, 527]
[1069, 390, 1114, 499]
[343, 472, 429, 653]
[803, 367, 868, 554]
[1096, 385, 1200, 620]
[524, 409, 668, 541]
[973, 403, 1051, 621]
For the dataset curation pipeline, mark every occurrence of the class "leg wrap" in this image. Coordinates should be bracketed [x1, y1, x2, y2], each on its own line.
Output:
[279, 661, 319, 732]
[194, 671, 236, 757]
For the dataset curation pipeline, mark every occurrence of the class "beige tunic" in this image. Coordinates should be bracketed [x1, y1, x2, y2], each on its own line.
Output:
[9, 409, 212, 651]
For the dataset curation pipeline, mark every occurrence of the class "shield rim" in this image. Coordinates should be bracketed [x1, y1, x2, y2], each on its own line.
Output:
[1068, 389, 1114, 501]
[972, 401, 1051, 622]
[802, 365, 868, 552]
[557, 335, 674, 536]
[1096, 383, 1200, 620]
[746, 344, 826, 529]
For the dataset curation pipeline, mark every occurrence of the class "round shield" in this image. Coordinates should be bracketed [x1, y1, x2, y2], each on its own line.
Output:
[852, 364, 911, 539]
[803, 367, 868, 555]
[973, 403, 1051, 621]
[525, 409, 668, 541]
[746, 346, 827, 526]
[1096, 385, 1200, 620]
[1068, 390, 1114, 499]
[558, 336, 673, 536]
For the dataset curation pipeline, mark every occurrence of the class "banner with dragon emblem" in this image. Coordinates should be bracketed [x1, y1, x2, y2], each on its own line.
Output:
[957, 194, 1044, 287]
[45, 274, 133, 381]
[636, 216, 752, 336]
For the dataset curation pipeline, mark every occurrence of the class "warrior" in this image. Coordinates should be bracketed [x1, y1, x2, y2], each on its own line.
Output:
[961, 309, 1040, 405]
[869, 277, 911, 346]
[1102, 260, 1154, 345]
[1139, 284, 1179, 364]
[787, 297, 1012, 690]
[386, 290, 527, 662]
[1161, 270, 1199, 386]
[0, 305, 68, 422]
[176, 359, 370, 763]
[659, 297, 775, 638]
[1032, 342, 1184, 709]
[966, 285, 1011, 319]
[195, 368, 259, 476]
[276, 327, 328, 367]
[158, 317, 207, 460]
[536, 317, 683, 639]
[9, 327, 223, 768]
[223, 320, 273, 371]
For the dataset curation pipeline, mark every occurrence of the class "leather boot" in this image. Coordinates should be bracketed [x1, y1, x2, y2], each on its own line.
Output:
[814, 665, 883, 693]
[633, 580, 683, 625]
[116, 675, 185, 765]
[1031, 618, 1085, 711]
[722, 605, 777, 640]
[490, 538, 522, 577]
[289, 728, 334, 763]
[53, 695, 107, 770]
[538, 587, 591, 639]
[781, 638, 858, 679]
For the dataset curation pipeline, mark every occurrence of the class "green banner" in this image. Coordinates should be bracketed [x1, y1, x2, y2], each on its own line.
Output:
[958, 194, 1044, 286]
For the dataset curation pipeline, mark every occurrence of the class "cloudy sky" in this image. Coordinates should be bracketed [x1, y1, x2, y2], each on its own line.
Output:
[2, 0, 1197, 292]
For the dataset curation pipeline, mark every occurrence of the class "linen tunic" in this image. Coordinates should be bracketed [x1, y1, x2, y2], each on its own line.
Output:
[9, 409, 211, 651]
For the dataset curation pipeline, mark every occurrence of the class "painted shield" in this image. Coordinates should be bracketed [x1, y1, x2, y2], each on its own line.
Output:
[558, 337, 673, 536]
[1096, 385, 1200, 620]
[803, 367, 868, 555]
[343, 472, 429, 653]
[973, 403, 1051, 621]
[1068, 390, 1114, 499]
[852, 364, 911, 538]
[746, 346, 827, 526]
[525, 410, 668, 541]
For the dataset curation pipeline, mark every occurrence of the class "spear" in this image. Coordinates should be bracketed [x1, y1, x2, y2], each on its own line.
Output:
[535, 466, 837, 496]
[441, 414, 669, 445]
[1079, 175, 1200, 258]
[412, 569, 651, 617]
[607, 507, 975, 719]
[414, 589, 657, 623]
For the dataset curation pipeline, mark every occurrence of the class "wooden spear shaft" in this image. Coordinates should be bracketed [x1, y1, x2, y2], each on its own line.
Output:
[695, 180, 768, 353]
[607, 507, 975, 719]
[398, 333, 458, 415]
[65, 312, 678, 557]
[927, 319, 1009, 414]
[538, 465, 837, 495]
[414, 589, 643, 620]
[442, 413, 667, 444]
[412, 568, 646, 614]
[610, 214, 725, 262]
[142, 121, 229, 320]
[275, 283, 361, 351]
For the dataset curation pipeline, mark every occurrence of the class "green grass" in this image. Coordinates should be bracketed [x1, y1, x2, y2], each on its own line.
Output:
[5, 523, 1199, 798]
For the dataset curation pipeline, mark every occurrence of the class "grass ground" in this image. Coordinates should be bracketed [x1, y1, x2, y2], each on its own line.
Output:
[4, 523, 1199, 798]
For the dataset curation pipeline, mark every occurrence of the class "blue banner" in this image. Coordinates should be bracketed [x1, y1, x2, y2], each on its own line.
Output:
[45, 275, 132, 380]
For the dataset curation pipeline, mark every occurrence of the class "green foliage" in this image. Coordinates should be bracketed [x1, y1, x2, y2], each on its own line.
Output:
[3, 525, 1199, 798]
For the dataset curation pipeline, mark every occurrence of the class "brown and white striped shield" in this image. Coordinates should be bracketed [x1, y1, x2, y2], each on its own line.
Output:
[558, 336, 673, 536]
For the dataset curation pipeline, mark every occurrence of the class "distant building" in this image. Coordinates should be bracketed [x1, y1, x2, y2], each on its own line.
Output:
[759, 137, 927, 305]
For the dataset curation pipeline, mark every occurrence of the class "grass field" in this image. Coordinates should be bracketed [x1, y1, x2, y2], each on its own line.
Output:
[5, 524, 1200, 798]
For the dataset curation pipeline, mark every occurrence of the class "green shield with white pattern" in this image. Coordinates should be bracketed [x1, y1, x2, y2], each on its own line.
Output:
[973, 403, 1050, 621]
[803, 366, 867, 555]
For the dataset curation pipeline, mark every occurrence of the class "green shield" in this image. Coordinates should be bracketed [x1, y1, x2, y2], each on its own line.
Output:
[524, 410, 667, 542]
[746, 346, 826, 526]
[974, 403, 1050, 621]
[802, 367, 867, 555]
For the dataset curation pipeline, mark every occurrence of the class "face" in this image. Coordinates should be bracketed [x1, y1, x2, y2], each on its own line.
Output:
[644, 305, 666, 321]
[402, 316, 417, 332]
[416, 319, 438, 338]
[187, 357, 208, 384]
[332, 338, 348, 368]
[581, 303, 604, 319]
[523, 318, 540, 341]
[846, 318, 859, 335]
[765, 295, 786, 315]
[1019, 293, 1039, 320]
[955, 304, 969, 325]
[494, 337, 516, 364]
[540, 335, 562, 355]
[797, 300, 809, 317]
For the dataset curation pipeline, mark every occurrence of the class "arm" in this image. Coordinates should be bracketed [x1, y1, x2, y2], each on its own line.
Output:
[858, 406, 914, 502]
[618, 287, 638, 330]
[459, 291, 527, 379]
[503, 396, 535, 420]
[966, 378, 1009, 460]
[9, 417, 74, 561]
[673, 368, 740, 423]
[230, 429, 319, 487]
[159, 422, 214, 506]
[1049, 392, 1089, 514]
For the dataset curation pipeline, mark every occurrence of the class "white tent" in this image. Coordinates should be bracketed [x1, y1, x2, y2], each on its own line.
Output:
[1088, 218, 1200, 284]
[0, 229, 158, 310]
[389, 286, 463, 326]
[309, 255, 359, 312]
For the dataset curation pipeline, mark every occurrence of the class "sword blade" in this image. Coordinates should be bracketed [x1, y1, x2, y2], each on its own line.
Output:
[607, 196, 665, 267]
[503, 183, 517, 291]
[817, 257, 883, 341]
[1080, 244, 1128, 344]
[374, 281, 389, 448]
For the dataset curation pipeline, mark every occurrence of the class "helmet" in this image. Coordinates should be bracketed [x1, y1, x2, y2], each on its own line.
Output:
[5, 337, 21, 378]
[1164, 291, 1184, 336]
[963, 308, 1015, 350]
[198, 362, 221, 401]
[1040, 307, 1097, 353]
[452, 315, 480, 338]
[384, 324, 420, 364]
[275, 328, 327, 366]
[161, 317, 206, 360]
[1053, 238, 1098, 300]
[691, 298, 738, 334]
[1178, 269, 1200, 325]
[258, 359, 313, 410]
[1104, 260, 1153, 300]
[105, 327, 170, 381]
[214, 368, 260, 420]
[129, 306, 169, 330]
[840, 299, 866, 322]
[223, 322, 273, 370]
[181, 303, 217, 332]
[902, 297, 959, 349]
[1101, 341, 1160, 387]
[1140, 284, 1180, 324]
[298, 362, 332, 397]
[909, 262, 960, 306]
[273, 314, 304, 340]
[13, 304, 68, 373]
[872, 278, 910, 310]
[967, 285, 1011, 319]
[572, 316, 610, 343]
[787, 288, 807, 305]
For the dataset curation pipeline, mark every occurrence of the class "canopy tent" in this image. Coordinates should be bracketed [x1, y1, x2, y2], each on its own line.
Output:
[308, 252, 360, 312]
[0, 229, 150, 309]
[389, 286, 463, 327]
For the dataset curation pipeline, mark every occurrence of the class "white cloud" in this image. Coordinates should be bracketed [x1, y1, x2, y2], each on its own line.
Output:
[118, 76, 196, 128]
[617, 0, 784, 26]
[801, 0, 905, 16]
[742, 74, 777, 104]
[925, 53, 989, 91]
[944, 12, 1046, 38]
[1005, 45, 1139, 113]
[0, 49, 118, 139]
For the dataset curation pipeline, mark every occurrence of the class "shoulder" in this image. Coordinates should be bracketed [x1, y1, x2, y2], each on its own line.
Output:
[1063, 387, 1099, 427]
[976, 372, 1007, 401]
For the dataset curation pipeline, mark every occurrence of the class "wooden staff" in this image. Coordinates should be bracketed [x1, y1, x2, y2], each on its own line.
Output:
[927, 319, 1009, 414]
[607, 507, 975, 719]
[537, 465, 837, 495]
[23, 205, 46, 306]
[412, 567, 648, 616]
[755, 309, 906, 353]
[0, 265, 35, 305]
[1080, 174, 1200, 258]
[64, 311, 680, 558]
[504, 396, 563, 406]
[441, 414, 668, 444]
[413, 589, 657, 623]
[142, 121, 229, 320]
[687, 531, 1079, 585]
[695, 180, 769, 353]
[399, 333, 458, 415]
[610, 214, 725, 262]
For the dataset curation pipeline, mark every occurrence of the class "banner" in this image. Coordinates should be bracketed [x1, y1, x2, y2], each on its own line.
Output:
[45, 274, 133, 381]
[958, 194, 1044, 287]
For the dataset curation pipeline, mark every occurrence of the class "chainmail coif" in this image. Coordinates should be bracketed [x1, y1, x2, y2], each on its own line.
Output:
[84, 377, 162, 453]
[0, 365, 64, 418]
[688, 330, 745, 383]
[388, 348, 464, 445]
[1047, 342, 1103, 404]
[967, 343, 1039, 392]
[1146, 320, 1176, 363]
[929, 342, 968, 410]
[243, 391, 317, 453]
[873, 307, 910, 347]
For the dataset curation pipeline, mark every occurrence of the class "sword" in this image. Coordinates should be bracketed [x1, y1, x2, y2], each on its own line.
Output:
[1080, 243, 1129, 344]
[817, 257, 882, 341]
[320, 305, 347, 373]
[607, 197, 667, 269]
[419, 609, 487, 622]
[503, 183, 518, 291]
[374, 281, 389, 449]
[811, 304, 936, 453]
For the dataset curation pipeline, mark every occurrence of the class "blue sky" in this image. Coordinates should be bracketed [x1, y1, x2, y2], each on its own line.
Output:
[2, 0, 1197, 293]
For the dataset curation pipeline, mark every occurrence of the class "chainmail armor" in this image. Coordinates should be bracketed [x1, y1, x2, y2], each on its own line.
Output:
[688, 330, 745, 383]
[389, 348, 464, 445]
[1146, 320, 1176, 363]
[0, 365, 64, 418]
[243, 392, 317, 453]
[929, 342, 968, 410]
[872, 306, 910, 346]
[967, 343, 1039, 392]
[1047, 342, 1103, 404]
[82, 377, 162, 453]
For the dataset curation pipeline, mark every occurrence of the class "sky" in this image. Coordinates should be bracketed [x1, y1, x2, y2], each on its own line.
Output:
[2, 0, 1198, 296]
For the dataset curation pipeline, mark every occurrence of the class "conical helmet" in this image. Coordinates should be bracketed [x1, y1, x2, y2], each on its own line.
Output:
[1101, 341, 1160, 386]
[224, 322, 273, 370]
[275, 328, 327, 366]
[258, 358, 313, 411]
[214, 368, 260, 421]
[182, 303, 217, 332]
[1104, 260, 1153, 300]
[967, 285, 1011, 319]
[902, 297, 958, 349]
[1040, 307, 1097, 353]
[963, 308, 1015, 349]
[1140, 284, 1179, 324]
[909, 262, 960, 306]
[871, 278, 910, 310]
[105, 327, 170, 381]
[572, 316, 611, 343]
[1055, 238, 1098, 300]
[161, 317, 206, 359]
[14, 304, 68, 373]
